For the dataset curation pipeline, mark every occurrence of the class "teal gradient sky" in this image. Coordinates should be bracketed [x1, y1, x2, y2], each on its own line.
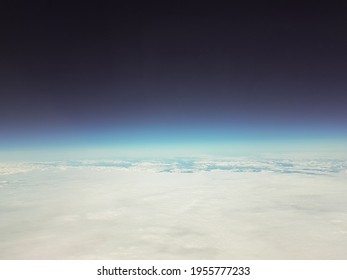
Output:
[1, 1, 346, 160]
[1, 118, 346, 161]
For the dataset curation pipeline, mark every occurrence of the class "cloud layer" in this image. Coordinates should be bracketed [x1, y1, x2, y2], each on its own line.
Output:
[0, 157, 346, 259]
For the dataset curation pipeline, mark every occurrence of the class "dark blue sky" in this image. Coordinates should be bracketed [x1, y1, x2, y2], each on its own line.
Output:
[1, 1, 347, 150]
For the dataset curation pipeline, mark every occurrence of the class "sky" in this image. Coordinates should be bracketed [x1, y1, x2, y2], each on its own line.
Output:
[1, 1, 347, 156]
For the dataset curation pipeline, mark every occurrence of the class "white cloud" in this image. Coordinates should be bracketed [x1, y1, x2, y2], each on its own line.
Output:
[0, 157, 346, 259]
